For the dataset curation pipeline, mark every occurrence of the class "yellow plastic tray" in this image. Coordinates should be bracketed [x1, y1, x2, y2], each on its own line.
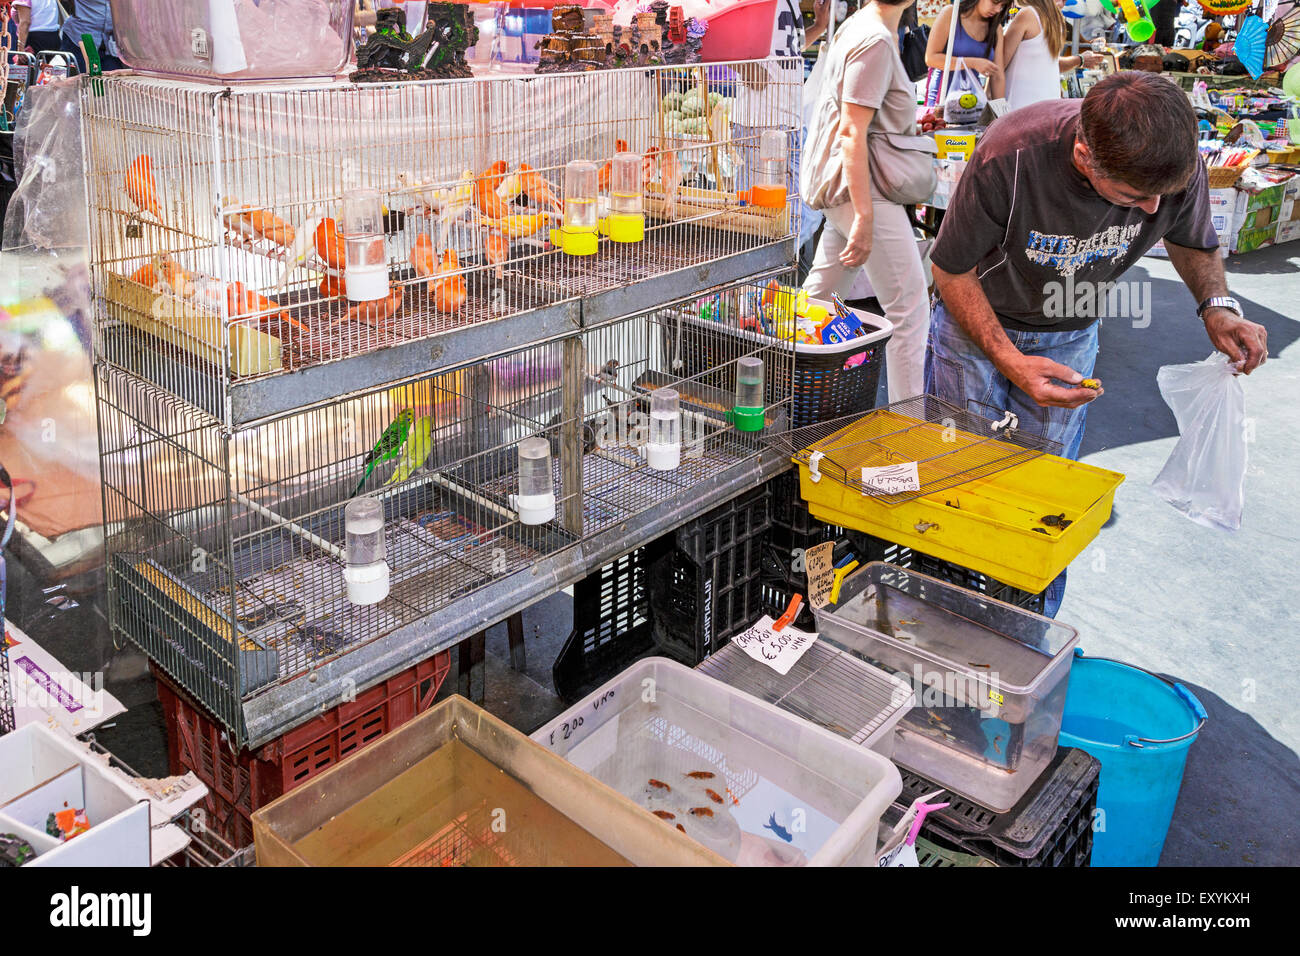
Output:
[799, 453, 1125, 593]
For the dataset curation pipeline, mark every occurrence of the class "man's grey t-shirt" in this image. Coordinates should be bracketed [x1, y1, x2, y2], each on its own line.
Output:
[929, 99, 1218, 332]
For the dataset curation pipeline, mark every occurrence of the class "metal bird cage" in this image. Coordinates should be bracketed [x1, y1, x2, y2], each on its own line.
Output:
[97, 268, 792, 745]
[770, 395, 1062, 506]
[81, 62, 800, 426]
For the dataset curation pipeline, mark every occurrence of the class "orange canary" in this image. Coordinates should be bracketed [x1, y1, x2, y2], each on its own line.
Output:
[125, 155, 163, 222]
[319, 274, 347, 299]
[129, 260, 159, 289]
[642, 145, 659, 186]
[432, 249, 467, 314]
[346, 283, 407, 328]
[517, 164, 562, 215]
[598, 139, 630, 192]
[484, 229, 509, 268]
[411, 233, 437, 279]
[226, 281, 307, 332]
[474, 161, 511, 219]
[314, 218, 345, 271]
[226, 204, 296, 247]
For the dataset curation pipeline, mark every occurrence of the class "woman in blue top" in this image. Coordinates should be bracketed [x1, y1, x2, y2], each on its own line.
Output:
[923, 0, 1009, 107]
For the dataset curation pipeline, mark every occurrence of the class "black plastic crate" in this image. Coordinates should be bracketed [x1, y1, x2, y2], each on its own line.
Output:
[648, 482, 771, 666]
[552, 545, 664, 703]
[896, 747, 1101, 867]
[843, 530, 1048, 615]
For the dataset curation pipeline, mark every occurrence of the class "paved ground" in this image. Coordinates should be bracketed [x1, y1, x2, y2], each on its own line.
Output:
[1065, 242, 1300, 865]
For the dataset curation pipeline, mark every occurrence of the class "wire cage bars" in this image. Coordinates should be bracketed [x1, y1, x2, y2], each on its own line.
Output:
[97, 271, 792, 740]
[81, 62, 801, 423]
[769, 395, 1063, 506]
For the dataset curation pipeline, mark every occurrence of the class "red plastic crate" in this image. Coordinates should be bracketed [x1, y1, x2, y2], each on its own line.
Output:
[154, 652, 452, 849]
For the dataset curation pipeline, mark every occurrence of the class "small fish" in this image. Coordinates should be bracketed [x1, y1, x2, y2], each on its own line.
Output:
[688, 807, 713, 817]
[652, 810, 675, 820]
[763, 813, 793, 843]
[968, 662, 991, 669]
[676, 823, 686, 833]
[648, 778, 671, 792]
[704, 788, 724, 804]
[993, 735, 1003, 754]
[684, 771, 715, 780]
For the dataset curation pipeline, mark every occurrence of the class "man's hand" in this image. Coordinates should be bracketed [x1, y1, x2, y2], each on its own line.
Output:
[1005, 355, 1104, 409]
[840, 214, 873, 267]
[1081, 51, 1104, 69]
[1203, 308, 1267, 373]
[813, 0, 830, 30]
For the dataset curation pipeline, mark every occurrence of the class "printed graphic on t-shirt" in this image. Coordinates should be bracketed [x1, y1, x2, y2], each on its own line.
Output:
[774, 0, 802, 57]
[1025, 223, 1144, 277]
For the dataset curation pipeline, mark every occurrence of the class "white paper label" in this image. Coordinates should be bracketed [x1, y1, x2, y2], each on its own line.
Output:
[861, 461, 921, 495]
[878, 842, 920, 867]
[730, 616, 817, 676]
[191, 28, 211, 60]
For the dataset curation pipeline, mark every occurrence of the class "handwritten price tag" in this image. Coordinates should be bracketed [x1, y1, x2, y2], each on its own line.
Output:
[730, 616, 817, 676]
[805, 541, 835, 610]
[861, 462, 921, 495]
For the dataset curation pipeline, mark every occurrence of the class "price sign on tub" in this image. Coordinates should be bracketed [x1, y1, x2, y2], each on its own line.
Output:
[861, 462, 921, 495]
[730, 616, 817, 676]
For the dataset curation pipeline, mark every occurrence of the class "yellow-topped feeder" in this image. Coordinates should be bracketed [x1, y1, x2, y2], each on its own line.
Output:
[788, 400, 1126, 594]
[550, 159, 599, 256]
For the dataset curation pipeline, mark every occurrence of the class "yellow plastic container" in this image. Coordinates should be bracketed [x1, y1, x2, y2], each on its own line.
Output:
[798, 453, 1125, 593]
[933, 131, 977, 161]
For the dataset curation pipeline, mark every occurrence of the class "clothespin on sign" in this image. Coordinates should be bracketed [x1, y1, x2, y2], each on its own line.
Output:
[771, 594, 802, 633]
[829, 559, 859, 605]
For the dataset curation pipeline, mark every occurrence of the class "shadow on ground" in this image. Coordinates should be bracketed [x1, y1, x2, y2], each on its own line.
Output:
[1082, 261, 1299, 457]
[1160, 680, 1300, 867]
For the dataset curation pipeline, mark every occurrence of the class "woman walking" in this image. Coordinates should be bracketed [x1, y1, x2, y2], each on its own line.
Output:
[801, 0, 931, 402]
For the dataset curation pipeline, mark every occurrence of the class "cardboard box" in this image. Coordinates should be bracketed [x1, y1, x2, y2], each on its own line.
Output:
[1145, 187, 1236, 259]
[1231, 225, 1276, 254]
[1275, 220, 1300, 244]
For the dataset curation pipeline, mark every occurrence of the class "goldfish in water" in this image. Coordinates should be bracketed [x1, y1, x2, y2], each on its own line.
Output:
[684, 771, 714, 780]
[647, 778, 671, 792]
[688, 807, 714, 817]
[703, 789, 724, 804]
[431, 249, 467, 314]
[652, 810, 676, 821]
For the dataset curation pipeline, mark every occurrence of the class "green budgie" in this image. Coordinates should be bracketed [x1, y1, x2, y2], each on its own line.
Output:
[383, 415, 433, 487]
[352, 408, 414, 497]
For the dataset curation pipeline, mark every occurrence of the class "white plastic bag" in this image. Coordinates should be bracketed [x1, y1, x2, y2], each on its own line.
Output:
[943, 58, 986, 126]
[1151, 353, 1248, 532]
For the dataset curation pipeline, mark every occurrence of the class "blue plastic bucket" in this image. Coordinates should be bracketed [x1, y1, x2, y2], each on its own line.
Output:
[1058, 652, 1207, 867]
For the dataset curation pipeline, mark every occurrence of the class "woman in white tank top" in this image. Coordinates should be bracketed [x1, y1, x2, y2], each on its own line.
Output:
[1002, 0, 1101, 112]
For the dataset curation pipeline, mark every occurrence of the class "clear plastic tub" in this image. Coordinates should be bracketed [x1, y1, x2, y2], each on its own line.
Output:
[695, 640, 915, 758]
[252, 696, 726, 866]
[532, 658, 902, 866]
[812, 563, 1080, 813]
[110, 0, 355, 81]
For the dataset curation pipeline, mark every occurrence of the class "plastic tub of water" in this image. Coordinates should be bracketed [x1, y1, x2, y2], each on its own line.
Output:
[813, 563, 1079, 813]
[252, 695, 726, 866]
[699, 0, 779, 62]
[1058, 653, 1207, 867]
[532, 657, 902, 866]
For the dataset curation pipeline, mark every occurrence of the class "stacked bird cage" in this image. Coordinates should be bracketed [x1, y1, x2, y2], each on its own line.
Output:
[85, 62, 799, 747]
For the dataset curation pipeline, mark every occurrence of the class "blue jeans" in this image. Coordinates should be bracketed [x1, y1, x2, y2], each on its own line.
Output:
[924, 301, 1100, 617]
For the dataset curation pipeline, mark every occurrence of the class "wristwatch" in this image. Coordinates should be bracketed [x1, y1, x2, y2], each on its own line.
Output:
[1197, 296, 1243, 320]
